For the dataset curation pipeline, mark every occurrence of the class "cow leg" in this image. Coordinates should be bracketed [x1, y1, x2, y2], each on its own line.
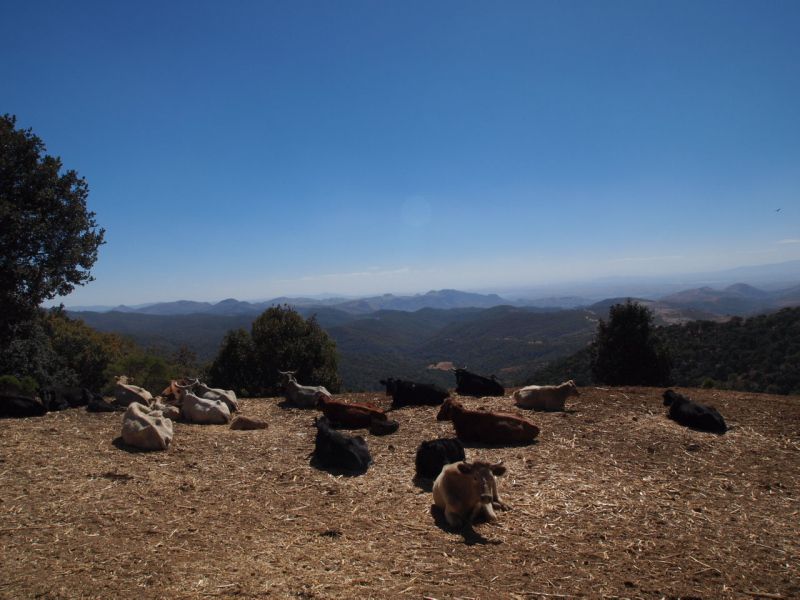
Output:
[444, 509, 465, 529]
[491, 479, 510, 511]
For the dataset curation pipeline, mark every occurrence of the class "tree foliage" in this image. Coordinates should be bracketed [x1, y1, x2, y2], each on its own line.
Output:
[207, 329, 256, 396]
[590, 300, 672, 386]
[209, 306, 341, 396]
[531, 305, 800, 395]
[0, 114, 105, 336]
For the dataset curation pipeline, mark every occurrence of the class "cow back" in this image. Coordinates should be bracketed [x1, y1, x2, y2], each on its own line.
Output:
[415, 438, 466, 479]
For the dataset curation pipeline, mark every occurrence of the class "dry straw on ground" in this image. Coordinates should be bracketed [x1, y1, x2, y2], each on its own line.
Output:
[1, 387, 798, 599]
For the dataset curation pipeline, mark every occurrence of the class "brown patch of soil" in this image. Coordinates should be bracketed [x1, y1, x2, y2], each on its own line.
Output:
[1, 387, 798, 599]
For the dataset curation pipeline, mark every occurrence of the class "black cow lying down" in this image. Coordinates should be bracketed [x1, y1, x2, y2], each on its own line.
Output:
[380, 378, 449, 408]
[0, 394, 47, 418]
[87, 394, 124, 413]
[415, 438, 466, 480]
[663, 390, 727, 434]
[453, 368, 505, 397]
[313, 417, 372, 473]
[41, 387, 94, 411]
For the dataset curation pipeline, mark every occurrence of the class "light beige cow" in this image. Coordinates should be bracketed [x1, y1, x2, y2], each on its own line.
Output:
[114, 380, 153, 407]
[194, 382, 239, 412]
[432, 460, 508, 528]
[181, 392, 231, 425]
[513, 380, 579, 412]
[121, 402, 173, 451]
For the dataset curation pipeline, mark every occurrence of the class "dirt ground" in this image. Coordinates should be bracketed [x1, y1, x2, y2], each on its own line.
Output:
[1, 387, 798, 600]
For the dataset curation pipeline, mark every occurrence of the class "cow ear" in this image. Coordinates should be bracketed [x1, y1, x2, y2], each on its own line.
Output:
[490, 462, 507, 476]
[457, 462, 473, 474]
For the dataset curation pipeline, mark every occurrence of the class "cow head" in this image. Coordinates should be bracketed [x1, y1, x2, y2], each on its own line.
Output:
[436, 398, 460, 421]
[278, 370, 297, 387]
[566, 380, 580, 397]
[379, 378, 396, 395]
[663, 389, 686, 407]
[457, 461, 506, 502]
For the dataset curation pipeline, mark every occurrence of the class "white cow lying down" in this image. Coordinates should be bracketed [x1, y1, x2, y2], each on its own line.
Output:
[182, 392, 231, 425]
[121, 402, 173, 451]
[513, 380, 579, 412]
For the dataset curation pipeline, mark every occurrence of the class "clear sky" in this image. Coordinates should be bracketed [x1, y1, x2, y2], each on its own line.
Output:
[3, 0, 799, 305]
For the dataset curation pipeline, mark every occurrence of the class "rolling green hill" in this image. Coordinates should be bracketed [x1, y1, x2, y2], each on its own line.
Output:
[528, 306, 800, 395]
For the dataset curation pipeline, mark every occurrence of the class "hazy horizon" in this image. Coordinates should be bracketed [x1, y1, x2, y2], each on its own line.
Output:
[4, 1, 799, 306]
[56, 257, 800, 309]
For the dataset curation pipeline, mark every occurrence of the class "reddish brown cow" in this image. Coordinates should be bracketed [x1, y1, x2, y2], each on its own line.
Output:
[316, 395, 388, 429]
[436, 398, 540, 445]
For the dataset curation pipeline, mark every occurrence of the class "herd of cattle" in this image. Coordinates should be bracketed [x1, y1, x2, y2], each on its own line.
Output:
[0, 367, 729, 529]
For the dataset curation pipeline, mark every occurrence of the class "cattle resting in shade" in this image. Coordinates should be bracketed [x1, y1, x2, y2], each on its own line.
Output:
[41, 387, 94, 410]
[0, 394, 47, 418]
[312, 417, 371, 474]
[663, 389, 727, 433]
[379, 378, 449, 408]
[437, 398, 540, 445]
[86, 394, 124, 413]
[415, 438, 466, 480]
[433, 460, 509, 528]
[453, 368, 505, 397]
[120, 402, 174, 451]
[513, 380, 580, 412]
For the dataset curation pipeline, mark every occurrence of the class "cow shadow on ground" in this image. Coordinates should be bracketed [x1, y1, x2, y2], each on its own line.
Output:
[276, 399, 314, 410]
[429, 505, 502, 546]
[459, 439, 539, 451]
[412, 476, 433, 492]
[307, 455, 369, 477]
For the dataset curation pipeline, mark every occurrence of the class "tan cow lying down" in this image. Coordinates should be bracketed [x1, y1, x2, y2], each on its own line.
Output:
[433, 460, 509, 528]
[230, 416, 269, 430]
[181, 392, 231, 425]
[121, 402, 173, 451]
[513, 380, 579, 412]
[115, 380, 153, 407]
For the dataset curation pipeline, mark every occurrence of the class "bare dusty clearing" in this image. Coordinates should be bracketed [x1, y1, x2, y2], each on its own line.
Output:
[1, 388, 798, 599]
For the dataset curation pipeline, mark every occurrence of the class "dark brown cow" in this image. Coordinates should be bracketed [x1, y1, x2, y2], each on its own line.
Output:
[436, 398, 539, 445]
[317, 395, 387, 429]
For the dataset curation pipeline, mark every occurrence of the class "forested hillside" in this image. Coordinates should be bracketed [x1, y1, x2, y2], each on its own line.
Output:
[530, 307, 800, 395]
[71, 306, 598, 391]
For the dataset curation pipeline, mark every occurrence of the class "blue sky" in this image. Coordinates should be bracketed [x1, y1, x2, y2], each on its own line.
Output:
[2, 0, 799, 305]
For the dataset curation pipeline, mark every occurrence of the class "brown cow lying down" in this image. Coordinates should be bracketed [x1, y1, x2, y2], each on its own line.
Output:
[437, 398, 540, 445]
[121, 402, 173, 451]
[433, 460, 509, 528]
[115, 381, 153, 407]
[181, 392, 231, 425]
[230, 416, 269, 430]
[316, 395, 387, 429]
[513, 380, 579, 412]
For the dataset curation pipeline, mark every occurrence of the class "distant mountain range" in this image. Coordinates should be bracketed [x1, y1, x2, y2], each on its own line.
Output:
[72, 289, 527, 316]
[69, 280, 800, 320]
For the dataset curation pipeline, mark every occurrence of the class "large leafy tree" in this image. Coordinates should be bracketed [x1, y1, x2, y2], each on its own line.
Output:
[0, 114, 105, 336]
[590, 300, 671, 386]
[209, 306, 341, 397]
